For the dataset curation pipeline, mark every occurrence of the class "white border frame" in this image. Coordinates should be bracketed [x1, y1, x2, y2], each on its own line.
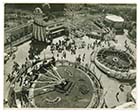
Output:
[0, 0, 139, 112]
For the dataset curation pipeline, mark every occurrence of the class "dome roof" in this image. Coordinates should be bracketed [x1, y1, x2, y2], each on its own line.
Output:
[34, 7, 43, 14]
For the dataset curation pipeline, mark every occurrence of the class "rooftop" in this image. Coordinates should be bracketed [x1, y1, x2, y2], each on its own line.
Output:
[106, 14, 124, 22]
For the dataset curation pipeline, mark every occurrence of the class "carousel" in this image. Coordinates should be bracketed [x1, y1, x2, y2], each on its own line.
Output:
[7, 58, 103, 108]
[91, 47, 136, 81]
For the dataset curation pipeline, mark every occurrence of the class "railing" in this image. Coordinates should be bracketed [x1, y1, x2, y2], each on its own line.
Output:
[4, 33, 32, 51]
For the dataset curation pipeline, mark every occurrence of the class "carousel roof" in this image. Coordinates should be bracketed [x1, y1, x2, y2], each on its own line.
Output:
[105, 14, 124, 22]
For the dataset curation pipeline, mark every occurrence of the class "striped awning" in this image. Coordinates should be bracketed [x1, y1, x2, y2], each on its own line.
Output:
[33, 19, 47, 42]
[34, 18, 47, 27]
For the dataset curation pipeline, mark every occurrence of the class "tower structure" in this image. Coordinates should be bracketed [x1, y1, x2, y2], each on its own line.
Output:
[32, 7, 47, 42]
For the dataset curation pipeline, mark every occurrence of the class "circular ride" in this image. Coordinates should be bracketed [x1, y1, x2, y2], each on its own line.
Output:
[91, 47, 136, 81]
[8, 59, 103, 108]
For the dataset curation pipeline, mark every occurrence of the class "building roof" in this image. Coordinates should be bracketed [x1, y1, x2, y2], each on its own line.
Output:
[105, 14, 124, 22]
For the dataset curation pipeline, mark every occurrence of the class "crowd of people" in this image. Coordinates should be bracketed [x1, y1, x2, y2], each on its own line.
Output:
[48, 34, 118, 67]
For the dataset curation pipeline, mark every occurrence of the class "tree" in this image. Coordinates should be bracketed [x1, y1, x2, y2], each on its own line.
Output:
[64, 4, 86, 33]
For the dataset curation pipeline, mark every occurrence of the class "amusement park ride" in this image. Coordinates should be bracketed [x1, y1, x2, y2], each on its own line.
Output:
[7, 58, 103, 108]
[32, 7, 69, 43]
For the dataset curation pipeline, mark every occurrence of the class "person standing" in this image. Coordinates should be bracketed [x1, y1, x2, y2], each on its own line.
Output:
[87, 44, 90, 50]
[116, 92, 120, 102]
[76, 55, 81, 63]
[63, 50, 66, 59]
[82, 53, 86, 62]
[21, 83, 30, 106]
[12, 61, 20, 72]
[56, 53, 59, 60]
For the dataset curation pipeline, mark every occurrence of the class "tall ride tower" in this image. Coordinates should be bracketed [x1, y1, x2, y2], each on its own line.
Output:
[32, 7, 48, 42]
